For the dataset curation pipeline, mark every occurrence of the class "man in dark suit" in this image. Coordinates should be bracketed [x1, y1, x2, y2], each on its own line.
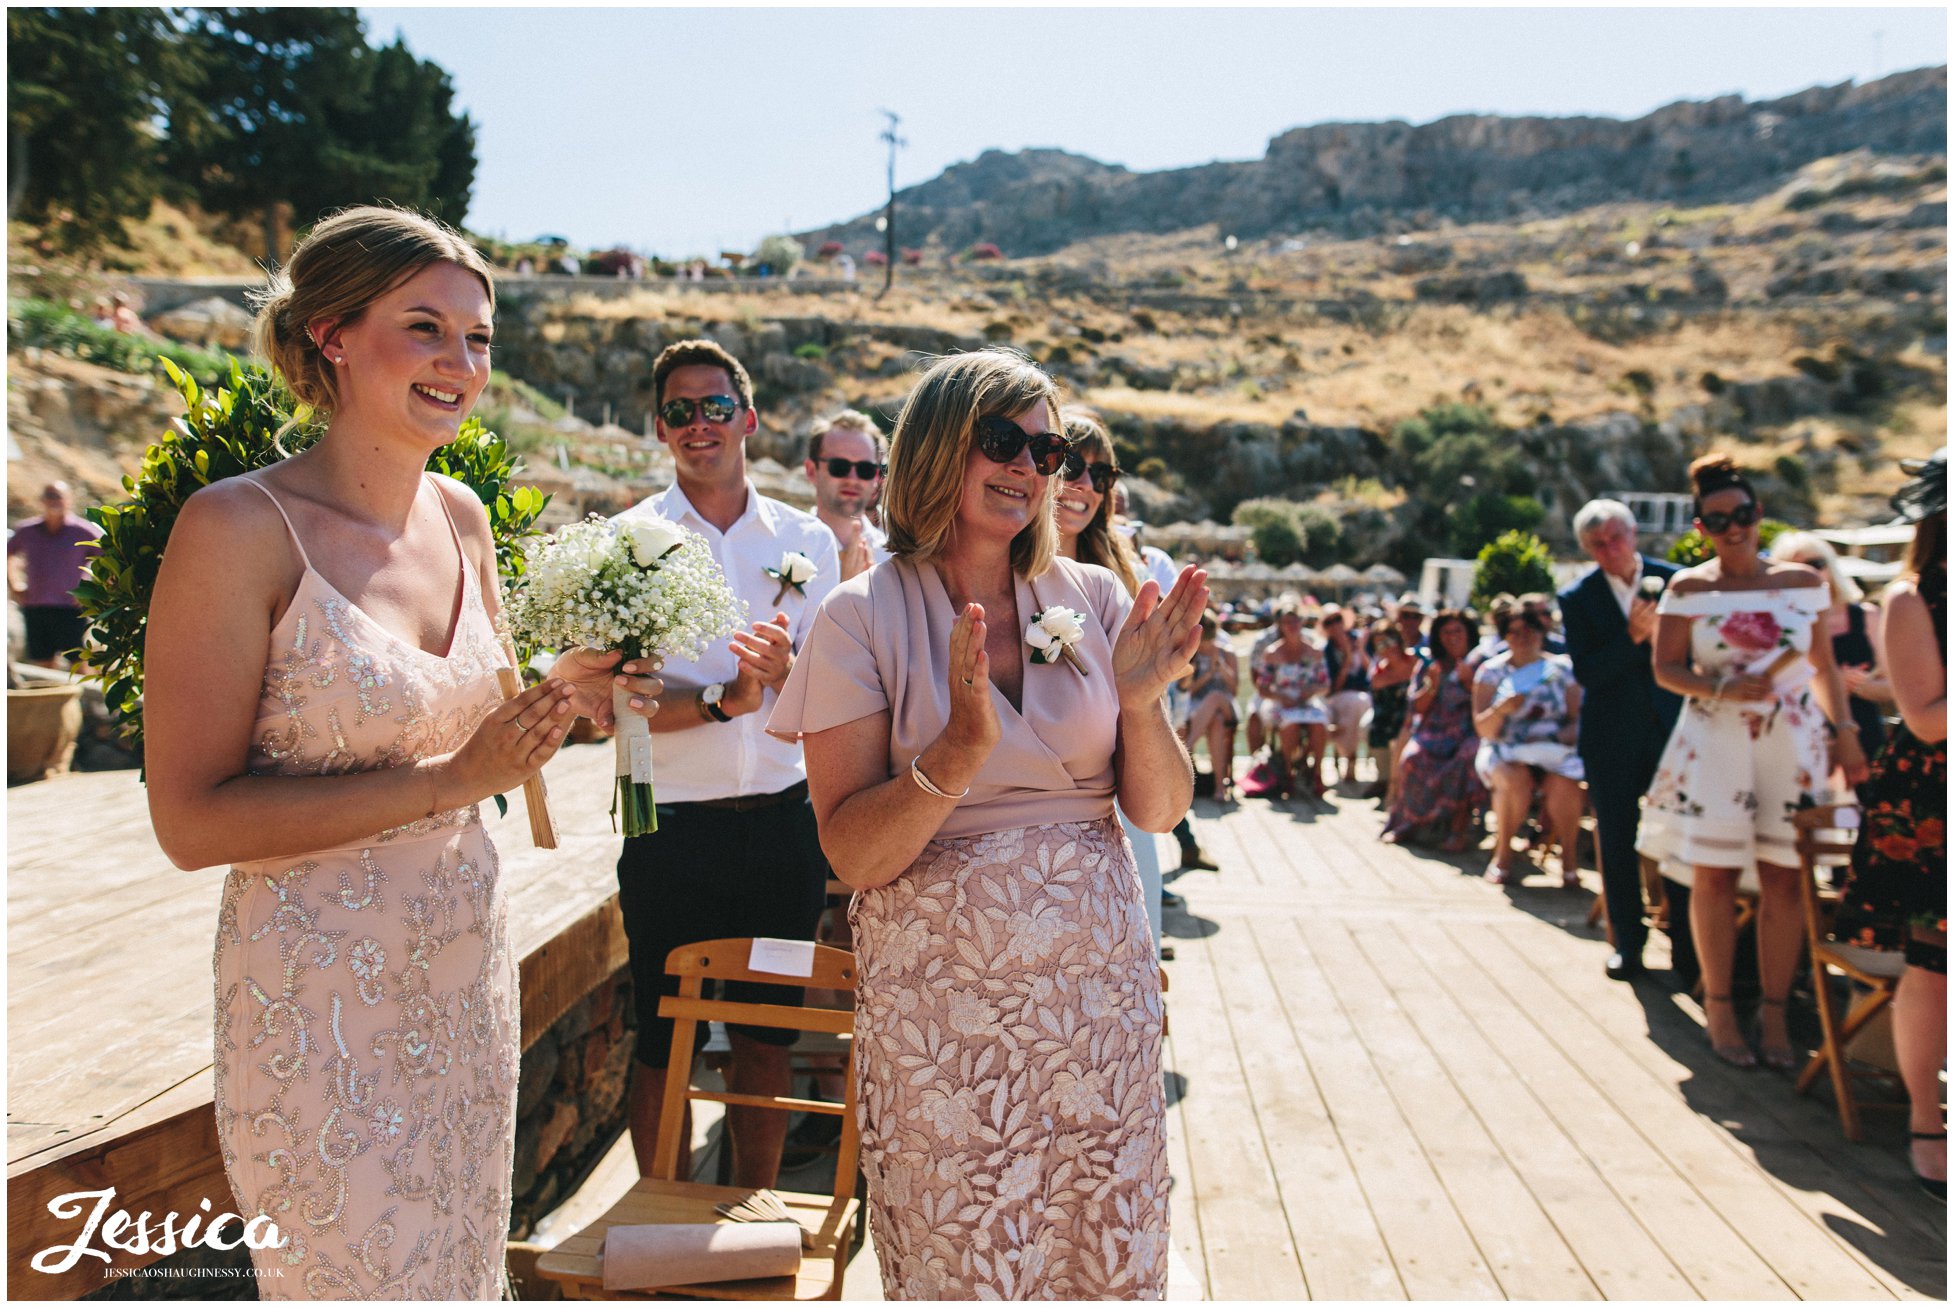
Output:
[1560, 500, 1697, 985]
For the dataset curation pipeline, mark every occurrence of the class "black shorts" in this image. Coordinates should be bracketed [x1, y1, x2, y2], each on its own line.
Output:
[22, 606, 85, 662]
[616, 791, 830, 1069]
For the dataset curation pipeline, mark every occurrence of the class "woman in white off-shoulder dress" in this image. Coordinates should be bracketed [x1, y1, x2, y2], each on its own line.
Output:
[1638, 454, 1868, 1069]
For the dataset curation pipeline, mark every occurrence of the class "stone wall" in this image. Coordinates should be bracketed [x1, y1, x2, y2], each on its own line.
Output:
[508, 967, 637, 1242]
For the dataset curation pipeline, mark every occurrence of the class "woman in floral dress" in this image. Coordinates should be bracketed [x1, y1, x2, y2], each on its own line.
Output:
[770, 349, 1206, 1299]
[1639, 454, 1869, 1069]
[1382, 610, 1488, 850]
[1832, 456, 1945, 1195]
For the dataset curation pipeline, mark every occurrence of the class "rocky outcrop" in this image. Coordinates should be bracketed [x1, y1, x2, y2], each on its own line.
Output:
[797, 66, 1946, 256]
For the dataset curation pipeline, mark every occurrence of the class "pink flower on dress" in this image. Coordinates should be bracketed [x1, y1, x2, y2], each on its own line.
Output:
[1718, 610, 1782, 653]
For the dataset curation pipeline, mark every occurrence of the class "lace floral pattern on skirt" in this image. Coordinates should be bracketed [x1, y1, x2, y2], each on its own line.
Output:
[848, 815, 1169, 1300]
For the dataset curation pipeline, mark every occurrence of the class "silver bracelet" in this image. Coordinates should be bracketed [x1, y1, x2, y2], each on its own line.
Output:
[910, 756, 969, 800]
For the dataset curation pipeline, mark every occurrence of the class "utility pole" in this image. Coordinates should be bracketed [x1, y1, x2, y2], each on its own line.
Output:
[877, 109, 905, 299]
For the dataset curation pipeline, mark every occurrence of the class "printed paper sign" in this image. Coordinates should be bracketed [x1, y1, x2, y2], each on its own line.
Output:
[748, 937, 816, 977]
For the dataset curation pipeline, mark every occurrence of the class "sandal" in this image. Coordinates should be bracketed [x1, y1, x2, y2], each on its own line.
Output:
[1704, 994, 1756, 1069]
[1911, 1131, 1947, 1202]
[1485, 861, 1513, 886]
[1756, 997, 1798, 1072]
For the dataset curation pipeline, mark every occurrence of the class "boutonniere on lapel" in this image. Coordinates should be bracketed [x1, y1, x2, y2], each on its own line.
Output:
[765, 550, 817, 605]
[1025, 606, 1089, 677]
[1639, 575, 1666, 600]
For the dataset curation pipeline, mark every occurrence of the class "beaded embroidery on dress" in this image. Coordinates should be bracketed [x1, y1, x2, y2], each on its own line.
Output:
[213, 476, 518, 1299]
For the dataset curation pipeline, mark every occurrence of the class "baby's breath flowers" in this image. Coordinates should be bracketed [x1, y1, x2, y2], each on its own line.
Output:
[503, 513, 745, 834]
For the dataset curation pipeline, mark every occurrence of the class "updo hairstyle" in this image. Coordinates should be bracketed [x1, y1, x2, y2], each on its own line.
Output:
[249, 205, 496, 412]
[1688, 452, 1757, 514]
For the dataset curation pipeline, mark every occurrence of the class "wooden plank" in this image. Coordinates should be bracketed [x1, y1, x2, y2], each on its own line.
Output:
[1265, 917, 1500, 1299]
[1423, 920, 1785, 1299]
[1485, 918, 1943, 1298]
[1167, 914, 1309, 1299]
[1159, 1028, 1212, 1299]
[1206, 915, 1402, 1299]
[1302, 917, 1598, 1300]
[1355, 919, 1694, 1300]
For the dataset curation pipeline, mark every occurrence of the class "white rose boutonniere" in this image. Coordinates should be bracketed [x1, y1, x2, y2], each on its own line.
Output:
[1639, 574, 1666, 600]
[1025, 606, 1089, 676]
[764, 550, 818, 604]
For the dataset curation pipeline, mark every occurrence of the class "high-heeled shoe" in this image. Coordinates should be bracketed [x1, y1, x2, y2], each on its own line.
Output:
[1755, 996, 1798, 1072]
[1704, 993, 1756, 1069]
[1912, 1131, 1946, 1202]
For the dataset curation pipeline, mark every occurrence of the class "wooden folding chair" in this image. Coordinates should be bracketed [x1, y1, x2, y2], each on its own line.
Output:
[535, 939, 862, 1300]
[1791, 805, 1907, 1141]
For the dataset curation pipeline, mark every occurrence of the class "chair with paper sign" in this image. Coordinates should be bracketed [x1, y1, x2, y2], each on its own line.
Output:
[1792, 804, 1908, 1141]
[535, 939, 861, 1300]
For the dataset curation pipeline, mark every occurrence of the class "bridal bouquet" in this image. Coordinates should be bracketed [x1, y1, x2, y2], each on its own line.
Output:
[503, 514, 746, 835]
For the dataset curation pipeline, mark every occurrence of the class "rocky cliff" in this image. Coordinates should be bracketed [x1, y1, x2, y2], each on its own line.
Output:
[797, 66, 1947, 256]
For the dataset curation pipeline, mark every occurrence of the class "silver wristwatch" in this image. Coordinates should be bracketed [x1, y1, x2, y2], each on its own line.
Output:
[700, 681, 732, 723]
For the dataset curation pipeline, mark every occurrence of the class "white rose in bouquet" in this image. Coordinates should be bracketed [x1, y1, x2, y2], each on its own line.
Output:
[625, 518, 686, 568]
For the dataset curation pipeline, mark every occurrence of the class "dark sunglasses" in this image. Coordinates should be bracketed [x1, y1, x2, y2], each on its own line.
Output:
[1064, 461, 1121, 494]
[821, 457, 885, 481]
[974, 414, 1083, 478]
[1698, 502, 1760, 534]
[658, 394, 743, 427]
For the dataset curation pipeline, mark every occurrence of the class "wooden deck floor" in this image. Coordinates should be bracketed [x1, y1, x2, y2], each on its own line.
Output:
[1147, 782, 1944, 1301]
[7, 749, 1942, 1299]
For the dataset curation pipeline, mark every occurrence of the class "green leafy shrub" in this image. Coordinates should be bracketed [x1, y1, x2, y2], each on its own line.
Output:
[74, 355, 550, 759]
[1472, 530, 1556, 608]
[750, 234, 803, 274]
[8, 296, 231, 382]
[1248, 515, 1304, 568]
[793, 342, 828, 361]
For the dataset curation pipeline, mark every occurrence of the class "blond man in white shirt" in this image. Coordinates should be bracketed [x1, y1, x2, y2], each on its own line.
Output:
[613, 339, 840, 1185]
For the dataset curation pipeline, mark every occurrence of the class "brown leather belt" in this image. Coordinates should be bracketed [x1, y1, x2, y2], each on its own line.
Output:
[683, 780, 809, 813]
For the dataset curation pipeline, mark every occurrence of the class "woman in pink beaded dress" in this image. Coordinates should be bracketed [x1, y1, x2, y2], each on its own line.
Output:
[769, 349, 1207, 1299]
[142, 207, 660, 1299]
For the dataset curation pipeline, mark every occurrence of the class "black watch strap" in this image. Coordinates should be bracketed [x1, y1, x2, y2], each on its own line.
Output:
[702, 691, 732, 723]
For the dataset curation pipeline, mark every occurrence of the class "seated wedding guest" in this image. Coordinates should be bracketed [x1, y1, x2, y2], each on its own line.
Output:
[1520, 592, 1568, 654]
[1560, 497, 1693, 984]
[769, 347, 1204, 1298]
[1472, 608, 1585, 887]
[142, 206, 659, 1297]
[1394, 592, 1430, 656]
[1321, 603, 1373, 788]
[1831, 453, 1945, 1197]
[1769, 531, 1891, 759]
[1382, 608, 1487, 850]
[1470, 594, 1518, 665]
[1364, 617, 1420, 804]
[803, 408, 892, 581]
[1180, 610, 1241, 801]
[1639, 454, 1869, 1068]
[617, 338, 840, 1187]
[1252, 603, 1332, 797]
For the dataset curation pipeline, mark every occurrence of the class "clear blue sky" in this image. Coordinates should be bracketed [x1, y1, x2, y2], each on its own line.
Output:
[360, 6, 1946, 258]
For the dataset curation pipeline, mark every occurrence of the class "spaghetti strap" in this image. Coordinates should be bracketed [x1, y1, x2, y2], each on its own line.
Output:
[238, 474, 314, 571]
[425, 474, 477, 599]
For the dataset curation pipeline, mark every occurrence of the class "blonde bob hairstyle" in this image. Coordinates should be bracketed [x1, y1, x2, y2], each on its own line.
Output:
[1767, 530, 1866, 605]
[881, 349, 1062, 577]
[250, 205, 496, 413]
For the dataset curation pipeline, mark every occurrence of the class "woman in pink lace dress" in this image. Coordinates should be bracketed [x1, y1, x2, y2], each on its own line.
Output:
[142, 208, 659, 1298]
[770, 350, 1206, 1299]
